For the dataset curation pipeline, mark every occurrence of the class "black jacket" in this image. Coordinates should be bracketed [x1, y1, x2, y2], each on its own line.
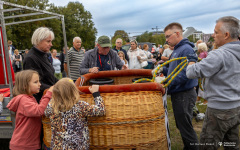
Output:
[23, 47, 58, 102]
[59, 52, 65, 72]
[113, 46, 129, 62]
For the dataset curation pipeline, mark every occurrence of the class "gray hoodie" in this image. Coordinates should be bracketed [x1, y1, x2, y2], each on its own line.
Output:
[186, 41, 240, 110]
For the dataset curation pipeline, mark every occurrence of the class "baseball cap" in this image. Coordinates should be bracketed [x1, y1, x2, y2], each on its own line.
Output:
[98, 36, 112, 47]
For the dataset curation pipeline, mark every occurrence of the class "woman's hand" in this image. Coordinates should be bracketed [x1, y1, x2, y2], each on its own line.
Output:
[89, 85, 99, 93]
[137, 56, 141, 60]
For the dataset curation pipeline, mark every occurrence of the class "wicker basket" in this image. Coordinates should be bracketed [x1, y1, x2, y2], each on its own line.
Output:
[43, 69, 167, 149]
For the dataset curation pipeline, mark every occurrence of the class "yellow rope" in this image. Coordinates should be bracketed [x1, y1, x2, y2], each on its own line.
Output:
[134, 57, 204, 90]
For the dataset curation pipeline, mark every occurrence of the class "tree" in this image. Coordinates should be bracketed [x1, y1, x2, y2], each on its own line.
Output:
[4, 0, 54, 50]
[3, 1, 97, 51]
[111, 30, 129, 47]
[50, 2, 97, 50]
[136, 31, 166, 46]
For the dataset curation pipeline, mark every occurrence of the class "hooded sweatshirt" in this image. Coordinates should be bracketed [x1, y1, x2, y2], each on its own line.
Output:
[7, 91, 52, 150]
[162, 38, 198, 94]
[186, 41, 240, 110]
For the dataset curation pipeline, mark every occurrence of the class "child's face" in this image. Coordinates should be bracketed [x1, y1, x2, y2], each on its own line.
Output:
[29, 73, 41, 95]
[119, 54, 124, 60]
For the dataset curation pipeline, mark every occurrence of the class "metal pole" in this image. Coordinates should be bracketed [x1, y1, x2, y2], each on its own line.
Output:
[0, 29, 7, 84]
[0, 2, 13, 98]
[61, 16, 70, 78]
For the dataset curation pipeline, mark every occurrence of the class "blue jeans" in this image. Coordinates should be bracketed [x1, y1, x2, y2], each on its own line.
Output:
[171, 88, 199, 150]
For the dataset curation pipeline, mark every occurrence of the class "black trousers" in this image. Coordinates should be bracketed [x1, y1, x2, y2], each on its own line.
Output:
[171, 88, 199, 150]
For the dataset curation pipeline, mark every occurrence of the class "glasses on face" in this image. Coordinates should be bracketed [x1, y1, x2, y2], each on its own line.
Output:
[165, 32, 176, 39]
[116, 42, 122, 44]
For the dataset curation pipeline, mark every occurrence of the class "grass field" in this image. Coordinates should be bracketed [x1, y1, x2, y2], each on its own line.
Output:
[167, 96, 239, 150]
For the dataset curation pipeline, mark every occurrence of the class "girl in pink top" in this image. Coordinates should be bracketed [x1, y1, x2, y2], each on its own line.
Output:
[198, 43, 208, 59]
[7, 70, 53, 150]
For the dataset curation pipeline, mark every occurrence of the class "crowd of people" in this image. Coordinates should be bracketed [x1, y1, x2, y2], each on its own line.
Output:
[1, 15, 240, 150]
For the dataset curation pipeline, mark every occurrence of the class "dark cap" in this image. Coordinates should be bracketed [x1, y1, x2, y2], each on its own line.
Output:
[98, 36, 112, 47]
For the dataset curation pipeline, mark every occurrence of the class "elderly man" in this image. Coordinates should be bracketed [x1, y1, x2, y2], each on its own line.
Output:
[113, 38, 129, 61]
[186, 16, 240, 150]
[79, 35, 127, 75]
[154, 22, 199, 150]
[64, 37, 84, 82]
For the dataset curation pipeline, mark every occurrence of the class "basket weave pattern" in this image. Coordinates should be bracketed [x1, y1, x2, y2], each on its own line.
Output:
[43, 70, 167, 149]
[42, 116, 51, 147]
[80, 91, 168, 149]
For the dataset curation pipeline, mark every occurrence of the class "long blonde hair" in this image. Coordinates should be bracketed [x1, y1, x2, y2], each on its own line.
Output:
[118, 51, 127, 64]
[13, 70, 39, 97]
[51, 78, 80, 114]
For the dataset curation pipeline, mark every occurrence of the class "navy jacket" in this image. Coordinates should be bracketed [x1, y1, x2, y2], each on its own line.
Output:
[113, 46, 129, 62]
[162, 38, 197, 94]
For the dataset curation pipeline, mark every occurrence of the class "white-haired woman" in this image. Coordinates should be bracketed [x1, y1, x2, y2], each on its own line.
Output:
[198, 42, 208, 59]
[127, 40, 147, 69]
[23, 27, 58, 102]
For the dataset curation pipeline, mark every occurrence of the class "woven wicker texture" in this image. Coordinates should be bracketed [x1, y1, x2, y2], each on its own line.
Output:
[43, 70, 167, 149]
[42, 116, 51, 147]
[80, 91, 168, 149]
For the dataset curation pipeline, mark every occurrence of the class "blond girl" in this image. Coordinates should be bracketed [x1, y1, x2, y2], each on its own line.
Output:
[118, 51, 128, 67]
[44, 78, 105, 150]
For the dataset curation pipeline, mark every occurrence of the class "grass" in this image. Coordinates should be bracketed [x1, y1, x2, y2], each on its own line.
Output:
[167, 96, 239, 150]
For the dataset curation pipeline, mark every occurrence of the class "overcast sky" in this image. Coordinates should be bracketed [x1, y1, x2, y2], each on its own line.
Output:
[49, 0, 240, 37]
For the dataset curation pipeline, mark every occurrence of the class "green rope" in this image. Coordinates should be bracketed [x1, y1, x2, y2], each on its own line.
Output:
[134, 57, 204, 90]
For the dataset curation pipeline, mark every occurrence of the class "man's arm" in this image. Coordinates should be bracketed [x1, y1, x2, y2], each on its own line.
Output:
[161, 56, 169, 61]
[64, 63, 68, 76]
[64, 50, 72, 77]
[186, 51, 223, 79]
[79, 53, 95, 75]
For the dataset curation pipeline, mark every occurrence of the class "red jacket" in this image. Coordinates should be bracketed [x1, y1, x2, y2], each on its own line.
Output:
[7, 91, 52, 150]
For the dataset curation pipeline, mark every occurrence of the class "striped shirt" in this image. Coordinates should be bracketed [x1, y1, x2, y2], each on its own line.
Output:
[64, 47, 85, 80]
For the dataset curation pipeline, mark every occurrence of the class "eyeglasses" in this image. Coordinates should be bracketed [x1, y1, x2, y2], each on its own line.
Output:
[116, 42, 122, 44]
[165, 32, 176, 39]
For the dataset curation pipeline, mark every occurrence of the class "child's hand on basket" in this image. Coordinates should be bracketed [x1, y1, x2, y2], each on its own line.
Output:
[89, 85, 99, 94]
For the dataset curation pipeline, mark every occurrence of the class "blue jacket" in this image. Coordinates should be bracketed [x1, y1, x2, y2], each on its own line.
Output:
[162, 38, 197, 94]
[79, 47, 124, 75]
[113, 46, 129, 62]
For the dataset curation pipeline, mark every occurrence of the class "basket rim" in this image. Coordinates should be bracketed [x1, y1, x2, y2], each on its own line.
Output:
[75, 69, 152, 86]
[77, 83, 165, 94]
[75, 69, 165, 94]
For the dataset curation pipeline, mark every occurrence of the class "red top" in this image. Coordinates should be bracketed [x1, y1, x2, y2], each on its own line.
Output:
[7, 91, 52, 150]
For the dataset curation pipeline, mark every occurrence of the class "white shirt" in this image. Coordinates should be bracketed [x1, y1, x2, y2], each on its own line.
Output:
[127, 48, 147, 69]
[162, 48, 173, 57]
[52, 58, 61, 73]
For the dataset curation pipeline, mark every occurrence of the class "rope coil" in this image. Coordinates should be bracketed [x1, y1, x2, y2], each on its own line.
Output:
[134, 57, 203, 90]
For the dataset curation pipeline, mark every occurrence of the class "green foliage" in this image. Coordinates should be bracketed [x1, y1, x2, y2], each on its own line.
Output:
[111, 30, 129, 47]
[187, 35, 198, 43]
[51, 2, 97, 50]
[136, 31, 166, 46]
[3, 0, 97, 51]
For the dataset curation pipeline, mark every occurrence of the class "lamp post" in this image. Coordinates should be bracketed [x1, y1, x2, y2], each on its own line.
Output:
[152, 26, 160, 35]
